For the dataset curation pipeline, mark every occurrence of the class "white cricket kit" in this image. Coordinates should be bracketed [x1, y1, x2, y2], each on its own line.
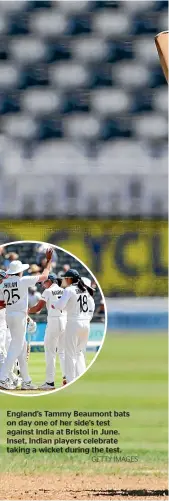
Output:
[52, 284, 95, 383]
[0, 275, 40, 382]
[0, 307, 8, 365]
[76, 294, 95, 378]
[42, 284, 66, 383]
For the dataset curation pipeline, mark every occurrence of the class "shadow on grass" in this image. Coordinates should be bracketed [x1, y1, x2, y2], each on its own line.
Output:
[71, 489, 168, 498]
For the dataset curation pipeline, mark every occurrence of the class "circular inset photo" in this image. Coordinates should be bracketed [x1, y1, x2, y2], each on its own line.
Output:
[0, 241, 106, 396]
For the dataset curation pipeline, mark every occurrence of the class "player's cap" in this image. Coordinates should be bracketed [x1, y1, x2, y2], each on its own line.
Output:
[0, 269, 7, 279]
[7, 260, 29, 275]
[81, 277, 95, 291]
[64, 269, 80, 279]
[45, 272, 57, 283]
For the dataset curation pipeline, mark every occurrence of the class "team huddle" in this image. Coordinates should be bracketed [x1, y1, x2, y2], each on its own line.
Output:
[0, 248, 95, 391]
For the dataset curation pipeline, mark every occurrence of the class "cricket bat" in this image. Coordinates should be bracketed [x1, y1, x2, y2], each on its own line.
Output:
[155, 31, 168, 83]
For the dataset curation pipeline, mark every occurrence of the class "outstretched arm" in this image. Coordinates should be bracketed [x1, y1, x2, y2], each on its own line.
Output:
[51, 288, 71, 311]
[28, 299, 46, 314]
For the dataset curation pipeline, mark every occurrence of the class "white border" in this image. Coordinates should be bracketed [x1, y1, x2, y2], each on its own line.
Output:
[0, 240, 107, 398]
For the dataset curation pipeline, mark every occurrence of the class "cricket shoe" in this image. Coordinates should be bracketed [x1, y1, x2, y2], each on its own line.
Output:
[39, 382, 56, 391]
[21, 381, 38, 390]
[0, 378, 15, 390]
[12, 376, 22, 389]
[62, 377, 67, 386]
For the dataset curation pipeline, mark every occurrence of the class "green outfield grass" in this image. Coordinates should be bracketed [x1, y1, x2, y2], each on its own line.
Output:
[28, 351, 95, 388]
[0, 332, 167, 477]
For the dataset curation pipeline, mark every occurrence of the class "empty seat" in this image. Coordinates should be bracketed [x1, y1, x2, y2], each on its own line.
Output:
[2, 113, 37, 140]
[0, 1, 28, 14]
[71, 36, 108, 63]
[133, 113, 168, 140]
[152, 86, 168, 114]
[98, 140, 151, 173]
[93, 10, 131, 38]
[158, 11, 169, 31]
[134, 36, 159, 66]
[92, 88, 131, 116]
[30, 9, 68, 38]
[113, 61, 150, 89]
[64, 113, 100, 140]
[0, 63, 19, 89]
[32, 140, 91, 173]
[22, 88, 61, 116]
[50, 62, 90, 88]
[9, 36, 47, 64]
[55, 1, 89, 14]
[0, 15, 8, 35]
[124, 1, 156, 14]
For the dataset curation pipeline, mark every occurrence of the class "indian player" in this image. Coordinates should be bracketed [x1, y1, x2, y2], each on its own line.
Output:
[76, 277, 95, 377]
[0, 270, 8, 370]
[28, 273, 66, 390]
[51, 269, 95, 383]
[0, 248, 53, 390]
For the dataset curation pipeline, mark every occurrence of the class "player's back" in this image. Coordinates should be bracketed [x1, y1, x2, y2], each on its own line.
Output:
[42, 284, 66, 318]
[2, 275, 38, 315]
[66, 284, 91, 320]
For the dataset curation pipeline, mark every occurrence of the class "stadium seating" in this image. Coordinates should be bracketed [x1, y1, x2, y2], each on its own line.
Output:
[0, 0, 167, 216]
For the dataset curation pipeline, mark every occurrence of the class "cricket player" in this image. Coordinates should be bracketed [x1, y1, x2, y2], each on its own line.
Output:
[29, 273, 66, 390]
[0, 248, 53, 390]
[51, 269, 95, 383]
[0, 270, 8, 368]
[76, 277, 95, 377]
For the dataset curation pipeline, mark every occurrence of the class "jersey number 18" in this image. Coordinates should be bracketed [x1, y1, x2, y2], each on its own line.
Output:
[77, 294, 88, 313]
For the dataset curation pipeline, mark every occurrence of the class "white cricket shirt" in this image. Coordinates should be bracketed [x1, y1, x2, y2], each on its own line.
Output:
[42, 284, 66, 319]
[0, 275, 40, 316]
[52, 283, 95, 321]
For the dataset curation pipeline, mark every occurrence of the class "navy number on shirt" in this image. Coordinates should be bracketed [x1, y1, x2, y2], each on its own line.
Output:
[77, 294, 88, 313]
[4, 288, 20, 305]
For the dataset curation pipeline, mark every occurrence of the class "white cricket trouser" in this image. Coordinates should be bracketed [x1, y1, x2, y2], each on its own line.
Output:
[0, 325, 7, 365]
[65, 319, 89, 383]
[5, 327, 11, 352]
[44, 316, 66, 383]
[57, 329, 65, 377]
[0, 313, 30, 383]
[0, 309, 7, 365]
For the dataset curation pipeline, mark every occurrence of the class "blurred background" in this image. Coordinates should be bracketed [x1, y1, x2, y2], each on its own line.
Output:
[0, 0, 167, 218]
[0, 0, 167, 306]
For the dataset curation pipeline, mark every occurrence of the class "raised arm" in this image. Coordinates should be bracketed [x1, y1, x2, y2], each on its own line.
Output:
[38, 248, 53, 283]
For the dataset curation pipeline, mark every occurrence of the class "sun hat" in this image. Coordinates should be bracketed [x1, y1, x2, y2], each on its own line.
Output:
[28, 264, 41, 274]
[7, 260, 29, 275]
[5, 252, 19, 260]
